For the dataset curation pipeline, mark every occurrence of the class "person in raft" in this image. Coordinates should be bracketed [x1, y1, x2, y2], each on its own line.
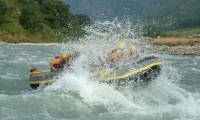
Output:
[50, 52, 79, 71]
[98, 42, 125, 67]
[104, 43, 139, 66]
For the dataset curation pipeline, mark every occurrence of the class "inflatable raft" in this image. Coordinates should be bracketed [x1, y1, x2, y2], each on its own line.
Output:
[29, 56, 163, 89]
[99, 56, 162, 85]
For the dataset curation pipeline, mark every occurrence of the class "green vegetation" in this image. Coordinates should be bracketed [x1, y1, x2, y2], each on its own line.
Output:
[143, 29, 166, 38]
[144, 27, 200, 38]
[1, 0, 199, 42]
[166, 27, 200, 37]
[0, 0, 91, 43]
[145, 0, 200, 31]
[63, 0, 160, 20]
[64, 0, 200, 39]
[144, 0, 200, 38]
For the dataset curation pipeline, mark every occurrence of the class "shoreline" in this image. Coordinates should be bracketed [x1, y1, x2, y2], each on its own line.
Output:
[1, 39, 200, 56]
[142, 37, 200, 56]
[0, 41, 61, 46]
[149, 44, 200, 56]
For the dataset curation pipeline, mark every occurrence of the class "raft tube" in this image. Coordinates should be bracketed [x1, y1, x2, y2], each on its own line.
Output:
[29, 56, 163, 89]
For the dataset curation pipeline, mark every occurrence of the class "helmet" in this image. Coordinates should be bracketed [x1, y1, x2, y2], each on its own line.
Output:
[130, 45, 137, 52]
[119, 42, 125, 50]
[61, 52, 68, 59]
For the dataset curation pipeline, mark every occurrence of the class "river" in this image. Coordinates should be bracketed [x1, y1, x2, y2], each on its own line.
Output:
[1, 21, 200, 120]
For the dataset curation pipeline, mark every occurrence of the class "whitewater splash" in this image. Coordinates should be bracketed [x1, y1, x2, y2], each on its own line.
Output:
[36, 20, 200, 119]
[44, 19, 145, 110]
[1, 20, 200, 119]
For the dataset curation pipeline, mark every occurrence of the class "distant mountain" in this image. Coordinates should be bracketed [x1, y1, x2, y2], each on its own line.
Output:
[63, 0, 200, 30]
[63, 0, 160, 20]
[145, 0, 200, 29]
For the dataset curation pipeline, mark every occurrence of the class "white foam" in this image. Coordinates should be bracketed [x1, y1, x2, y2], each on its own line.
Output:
[45, 70, 142, 110]
[42, 21, 200, 117]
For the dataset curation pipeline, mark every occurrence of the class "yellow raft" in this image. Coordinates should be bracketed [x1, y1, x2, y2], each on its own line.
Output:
[29, 56, 163, 89]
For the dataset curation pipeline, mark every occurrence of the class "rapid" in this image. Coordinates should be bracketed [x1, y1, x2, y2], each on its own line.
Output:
[1, 20, 200, 120]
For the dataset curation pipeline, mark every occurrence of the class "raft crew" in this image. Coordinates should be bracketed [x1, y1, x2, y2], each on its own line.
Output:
[99, 42, 139, 67]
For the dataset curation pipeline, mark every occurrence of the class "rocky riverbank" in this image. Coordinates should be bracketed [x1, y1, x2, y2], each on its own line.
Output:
[141, 37, 200, 55]
[149, 45, 200, 55]
[0, 41, 6, 44]
[1, 38, 200, 56]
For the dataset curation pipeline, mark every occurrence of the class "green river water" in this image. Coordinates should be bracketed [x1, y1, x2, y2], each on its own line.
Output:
[0, 44, 200, 120]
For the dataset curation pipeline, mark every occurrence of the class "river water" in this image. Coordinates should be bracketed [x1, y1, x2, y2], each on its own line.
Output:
[1, 21, 200, 120]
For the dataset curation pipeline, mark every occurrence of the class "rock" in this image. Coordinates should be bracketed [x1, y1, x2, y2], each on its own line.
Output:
[0, 41, 7, 44]
[149, 44, 200, 55]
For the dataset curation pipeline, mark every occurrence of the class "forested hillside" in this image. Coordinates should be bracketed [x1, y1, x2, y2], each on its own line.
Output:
[146, 0, 200, 30]
[64, 0, 200, 32]
[1, 0, 199, 42]
[0, 0, 90, 43]
[63, 0, 160, 20]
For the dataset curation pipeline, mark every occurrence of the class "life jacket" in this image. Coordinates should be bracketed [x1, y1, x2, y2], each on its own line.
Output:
[51, 57, 67, 69]
[113, 49, 122, 59]
[110, 49, 123, 65]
